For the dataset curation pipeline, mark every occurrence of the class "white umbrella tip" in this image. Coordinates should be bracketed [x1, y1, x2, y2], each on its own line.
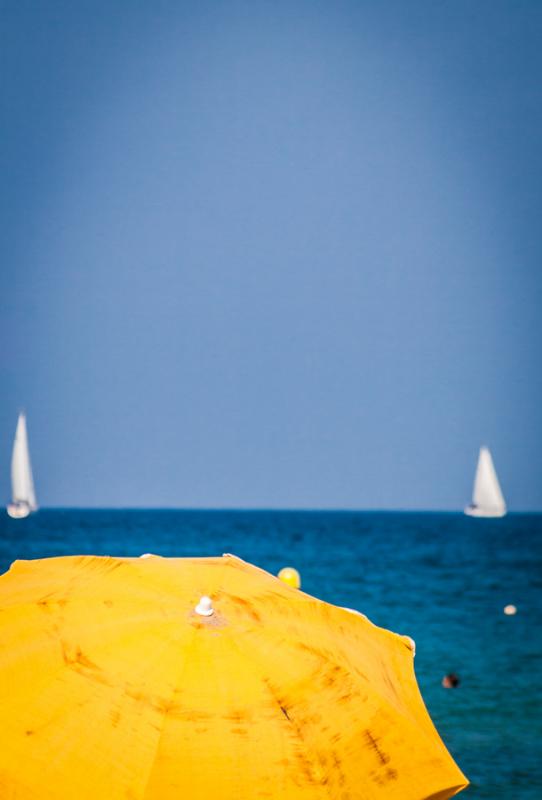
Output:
[403, 635, 416, 656]
[195, 596, 214, 616]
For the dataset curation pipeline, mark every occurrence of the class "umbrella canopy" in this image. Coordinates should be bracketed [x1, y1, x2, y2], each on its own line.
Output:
[0, 554, 467, 800]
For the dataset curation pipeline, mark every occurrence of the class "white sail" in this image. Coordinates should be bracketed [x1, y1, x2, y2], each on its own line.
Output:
[10, 413, 37, 511]
[465, 446, 506, 517]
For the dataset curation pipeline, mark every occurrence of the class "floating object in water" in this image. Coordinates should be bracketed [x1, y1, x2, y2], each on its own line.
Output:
[277, 566, 301, 589]
[504, 604, 517, 615]
[442, 673, 460, 689]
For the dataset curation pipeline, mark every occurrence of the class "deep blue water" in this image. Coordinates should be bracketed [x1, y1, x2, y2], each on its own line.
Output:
[1, 509, 541, 798]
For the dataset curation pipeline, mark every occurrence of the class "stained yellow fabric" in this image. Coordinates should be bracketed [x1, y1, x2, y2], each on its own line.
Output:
[0, 554, 468, 799]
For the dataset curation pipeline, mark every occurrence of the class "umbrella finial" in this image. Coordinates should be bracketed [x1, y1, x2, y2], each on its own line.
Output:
[195, 596, 214, 616]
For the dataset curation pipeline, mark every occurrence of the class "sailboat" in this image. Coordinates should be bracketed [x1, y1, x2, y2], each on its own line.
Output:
[6, 412, 38, 519]
[464, 446, 506, 518]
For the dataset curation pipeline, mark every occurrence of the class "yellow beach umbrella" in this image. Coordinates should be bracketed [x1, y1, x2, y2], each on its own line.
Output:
[0, 554, 467, 800]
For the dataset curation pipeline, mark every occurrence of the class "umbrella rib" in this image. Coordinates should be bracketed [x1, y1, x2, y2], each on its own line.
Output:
[262, 680, 335, 799]
[138, 624, 197, 800]
[224, 624, 334, 800]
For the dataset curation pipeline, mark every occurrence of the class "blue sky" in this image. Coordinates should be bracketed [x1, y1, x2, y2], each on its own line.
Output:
[1, 1, 541, 509]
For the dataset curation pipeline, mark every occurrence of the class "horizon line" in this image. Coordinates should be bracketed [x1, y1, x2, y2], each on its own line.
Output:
[18, 506, 542, 514]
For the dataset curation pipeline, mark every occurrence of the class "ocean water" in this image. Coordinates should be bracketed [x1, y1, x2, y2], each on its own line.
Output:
[1, 509, 541, 799]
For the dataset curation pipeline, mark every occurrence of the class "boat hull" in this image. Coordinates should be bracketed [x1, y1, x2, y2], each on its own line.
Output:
[464, 505, 506, 518]
[6, 503, 31, 519]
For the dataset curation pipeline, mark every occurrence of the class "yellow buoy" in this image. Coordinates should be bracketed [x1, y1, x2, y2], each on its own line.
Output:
[277, 566, 301, 589]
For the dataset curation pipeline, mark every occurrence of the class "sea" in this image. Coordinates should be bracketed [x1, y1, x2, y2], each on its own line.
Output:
[1, 509, 541, 799]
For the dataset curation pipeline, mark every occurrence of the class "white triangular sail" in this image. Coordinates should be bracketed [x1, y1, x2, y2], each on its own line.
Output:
[465, 446, 506, 517]
[10, 413, 37, 511]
